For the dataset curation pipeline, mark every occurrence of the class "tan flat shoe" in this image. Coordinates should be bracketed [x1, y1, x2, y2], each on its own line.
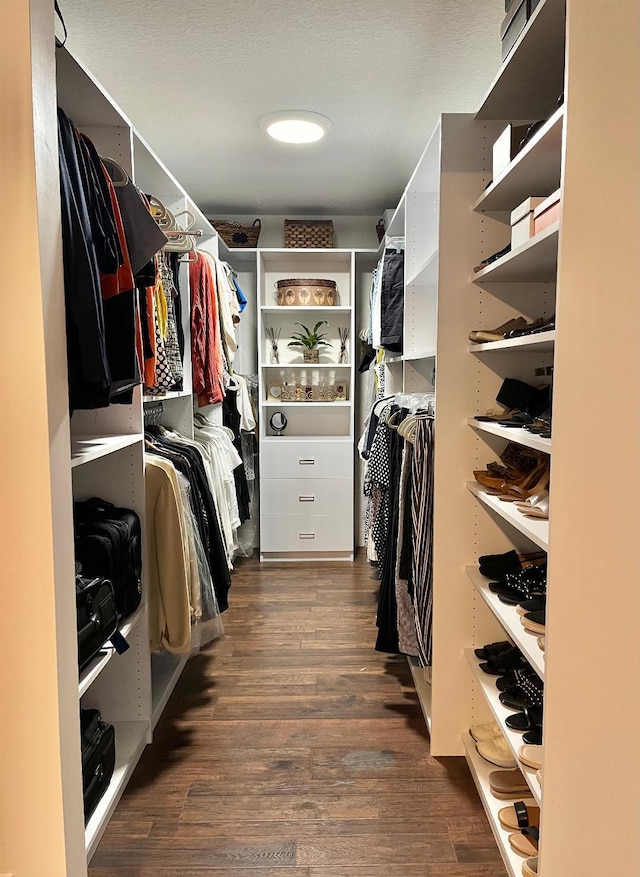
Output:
[476, 734, 516, 768]
[498, 800, 540, 831]
[518, 744, 543, 770]
[509, 827, 539, 856]
[469, 720, 502, 742]
[523, 856, 539, 877]
[489, 767, 531, 799]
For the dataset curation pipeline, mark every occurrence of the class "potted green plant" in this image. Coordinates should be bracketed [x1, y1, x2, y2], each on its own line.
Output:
[287, 321, 332, 363]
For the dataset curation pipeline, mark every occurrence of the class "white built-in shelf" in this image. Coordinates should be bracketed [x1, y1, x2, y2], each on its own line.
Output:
[408, 656, 432, 734]
[470, 330, 555, 354]
[468, 419, 551, 455]
[261, 306, 351, 313]
[143, 389, 192, 403]
[404, 350, 437, 361]
[466, 652, 542, 807]
[151, 652, 189, 729]
[263, 400, 350, 408]
[261, 362, 350, 369]
[473, 106, 564, 214]
[406, 248, 438, 285]
[384, 354, 403, 364]
[466, 566, 545, 679]
[476, 0, 566, 121]
[78, 604, 146, 698]
[385, 193, 406, 237]
[85, 720, 149, 860]
[78, 651, 112, 699]
[71, 434, 143, 468]
[215, 242, 258, 263]
[462, 732, 538, 877]
[467, 482, 549, 551]
[473, 222, 559, 284]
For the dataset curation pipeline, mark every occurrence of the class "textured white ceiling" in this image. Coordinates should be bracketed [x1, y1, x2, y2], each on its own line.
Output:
[61, 0, 503, 216]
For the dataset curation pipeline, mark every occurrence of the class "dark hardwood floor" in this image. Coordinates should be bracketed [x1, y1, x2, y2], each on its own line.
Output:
[89, 553, 505, 876]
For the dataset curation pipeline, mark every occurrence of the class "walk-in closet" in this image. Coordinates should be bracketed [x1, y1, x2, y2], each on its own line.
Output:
[2, 1, 639, 876]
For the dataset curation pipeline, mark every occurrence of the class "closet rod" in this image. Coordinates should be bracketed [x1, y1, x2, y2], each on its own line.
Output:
[163, 229, 203, 237]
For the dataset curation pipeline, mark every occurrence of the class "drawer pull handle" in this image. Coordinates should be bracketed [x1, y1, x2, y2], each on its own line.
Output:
[299, 496, 315, 502]
[299, 533, 316, 540]
[299, 459, 315, 465]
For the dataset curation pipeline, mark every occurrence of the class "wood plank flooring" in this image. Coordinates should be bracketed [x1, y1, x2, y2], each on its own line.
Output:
[90, 554, 506, 876]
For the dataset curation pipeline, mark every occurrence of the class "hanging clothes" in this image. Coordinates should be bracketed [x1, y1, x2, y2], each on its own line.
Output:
[145, 426, 231, 612]
[363, 398, 435, 664]
[189, 251, 225, 407]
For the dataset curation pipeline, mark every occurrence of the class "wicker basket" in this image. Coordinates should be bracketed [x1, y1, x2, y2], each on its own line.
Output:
[284, 219, 333, 248]
[212, 218, 261, 248]
[276, 278, 339, 307]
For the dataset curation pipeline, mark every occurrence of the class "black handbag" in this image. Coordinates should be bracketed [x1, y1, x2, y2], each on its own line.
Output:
[76, 574, 118, 670]
[80, 708, 116, 823]
[74, 497, 142, 619]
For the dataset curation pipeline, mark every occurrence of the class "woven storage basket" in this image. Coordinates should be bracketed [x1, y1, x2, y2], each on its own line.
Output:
[284, 219, 333, 248]
[276, 278, 339, 307]
[212, 218, 261, 248]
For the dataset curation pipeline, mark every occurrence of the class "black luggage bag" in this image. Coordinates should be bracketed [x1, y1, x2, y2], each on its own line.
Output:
[80, 708, 116, 823]
[76, 574, 118, 670]
[74, 497, 142, 619]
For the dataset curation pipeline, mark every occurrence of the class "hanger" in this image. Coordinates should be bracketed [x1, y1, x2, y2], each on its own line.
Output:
[101, 156, 129, 188]
[372, 394, 396, 417]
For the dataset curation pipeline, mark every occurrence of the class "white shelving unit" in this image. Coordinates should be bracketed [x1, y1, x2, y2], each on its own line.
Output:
[402, 4, 640, 876]
[71, 434, 143, 467]
[258, 250, 355, 561]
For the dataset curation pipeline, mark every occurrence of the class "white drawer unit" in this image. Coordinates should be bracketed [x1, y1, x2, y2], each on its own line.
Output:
[260, 514, 354, 554]
[261, 477, 353, 517]
[260, 439, 353, 480]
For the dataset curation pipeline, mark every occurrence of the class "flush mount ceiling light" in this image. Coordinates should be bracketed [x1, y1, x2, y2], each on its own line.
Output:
[261, 111, 332, 144]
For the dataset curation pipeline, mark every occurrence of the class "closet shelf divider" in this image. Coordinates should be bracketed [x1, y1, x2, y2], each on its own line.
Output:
[472, 221, 559, 284]
[469, 331, 556, 354]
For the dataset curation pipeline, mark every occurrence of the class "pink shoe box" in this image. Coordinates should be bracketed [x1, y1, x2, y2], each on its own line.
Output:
[510, 196, 547, 249]
[533, 188, 562, 234]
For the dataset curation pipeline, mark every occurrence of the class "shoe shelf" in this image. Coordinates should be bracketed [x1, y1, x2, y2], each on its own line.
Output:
[472, 222, 559, 284]
[78, 604, 147, 698]
[406, 247, 438, 286]
[466, 566, 545, 680]
[470, 330, 555, 354]
[473, 105, 564, 215]
[467, 482, 549, 551]
[462, 732, 537, 877]
[465, 650, 542, 806]
[71, 434, 143, 468]
[468, 419, 551, 455]
[475, 0, 566, 121]
[408, 656, 432, 734]
[85, 719, 149, 860]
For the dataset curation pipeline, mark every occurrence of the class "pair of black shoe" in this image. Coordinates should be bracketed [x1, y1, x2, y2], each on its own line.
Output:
[488, 566, 547, 606]
[478, 548, 546, 580]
